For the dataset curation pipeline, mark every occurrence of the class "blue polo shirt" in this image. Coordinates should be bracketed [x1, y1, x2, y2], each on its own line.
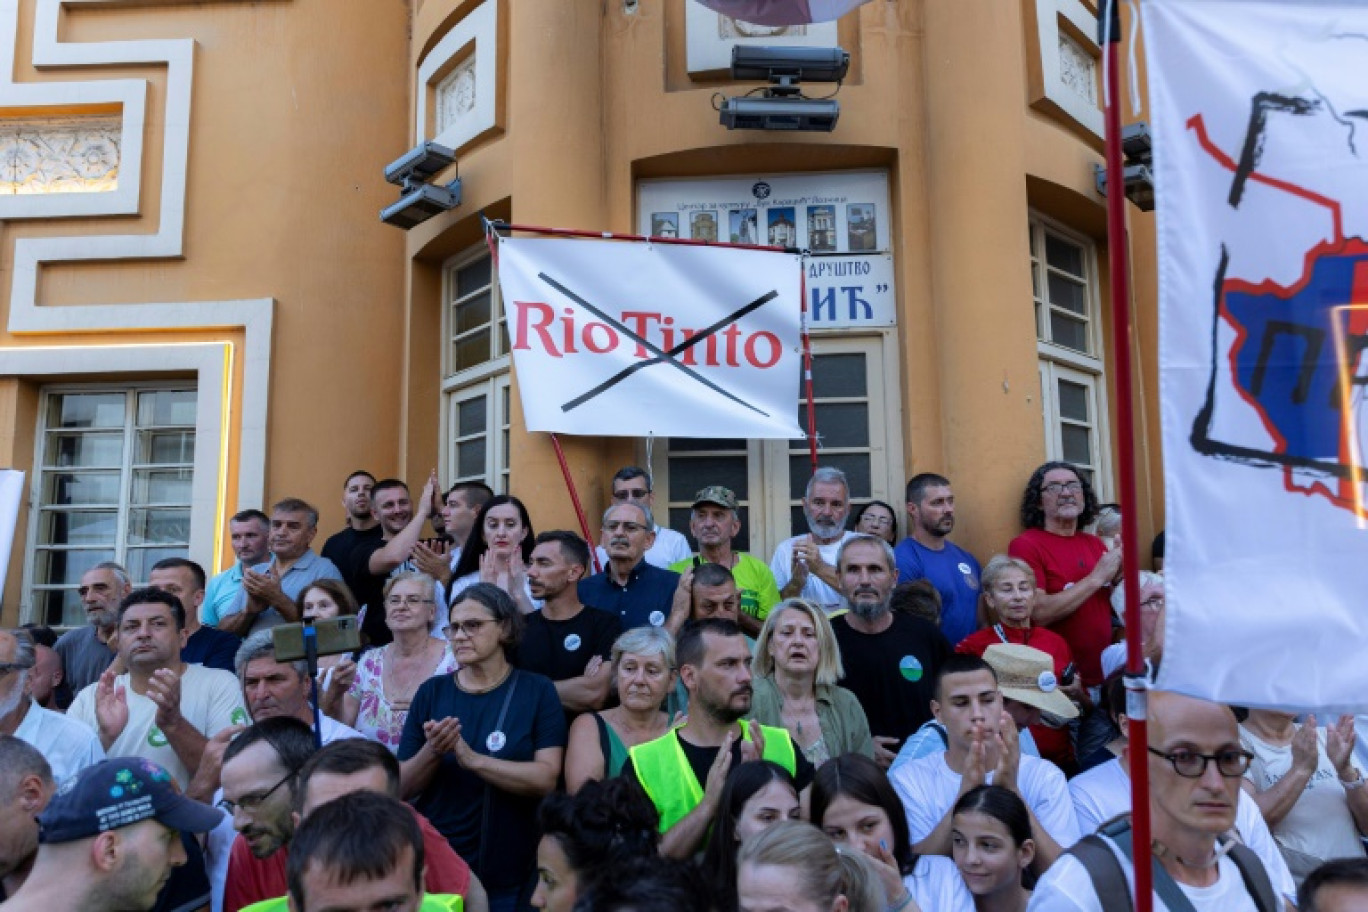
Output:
[892, 537, 982, 646]
[218, 549, 343, 634]
[577, 560, 680, 631]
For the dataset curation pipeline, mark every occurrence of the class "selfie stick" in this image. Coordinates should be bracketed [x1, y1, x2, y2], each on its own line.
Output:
[303, 620, 323, 750]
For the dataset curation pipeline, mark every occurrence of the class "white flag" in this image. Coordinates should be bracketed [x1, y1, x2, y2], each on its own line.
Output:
[497, 237, 804, 440]
[0, 470, 23, 594]
[1144, 0, 1368, 711]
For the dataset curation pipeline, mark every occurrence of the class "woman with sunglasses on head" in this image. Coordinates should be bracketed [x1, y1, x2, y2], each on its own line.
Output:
[950, 785, 1035, 912]
[811, 753, 974, 912]
[321, 572, 455, 752]
[399, 582, 565, 912]
[450, 494, 540, 614]
[701, 761, 802, 912]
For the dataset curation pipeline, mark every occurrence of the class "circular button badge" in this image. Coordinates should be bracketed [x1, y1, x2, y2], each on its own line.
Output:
[564, 633, 582, 652]
[899, 655, 924, 682]
[649, 611, 666, 627]
[486, 731, 507, 753]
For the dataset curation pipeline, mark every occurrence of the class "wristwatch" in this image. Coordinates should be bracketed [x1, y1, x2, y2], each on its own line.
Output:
[1340, 768, 1366, 790]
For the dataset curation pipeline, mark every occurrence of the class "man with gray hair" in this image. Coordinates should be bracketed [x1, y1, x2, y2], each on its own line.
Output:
[234, 630, 364, 742]
[53, 561, 131, 694]
[218, 498, 343, 637]
[770, 466, 858, 613]
[0, 630, 103, 784]
[0, 736, 54, 900]
[830, 533, 951, 767]
[578, 501, 681, 630]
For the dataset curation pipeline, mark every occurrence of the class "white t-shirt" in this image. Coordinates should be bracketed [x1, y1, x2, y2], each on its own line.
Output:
[68, 663, 248, 787]
[594, 525, 691, 570]
[904, 854, 975, 912]
[205, 713, 367, 912]
[1028, 847, 1260, 912]
[890, 751, 1081, 849]
[13, 699, 105, 785]
[769, 531, 857, 613]
[1240, 723, 1367, 864]
[1068, 756, 1296, 901]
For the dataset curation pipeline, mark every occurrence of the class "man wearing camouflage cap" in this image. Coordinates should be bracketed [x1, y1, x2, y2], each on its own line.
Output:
[670, 486, 781, 637]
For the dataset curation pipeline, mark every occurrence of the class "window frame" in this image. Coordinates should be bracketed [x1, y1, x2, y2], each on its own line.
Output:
[23, 381, 198, 626]
[440, 245, 511, 492]
[1030, 211, 1112, 497]
[650, 331, 904, 561]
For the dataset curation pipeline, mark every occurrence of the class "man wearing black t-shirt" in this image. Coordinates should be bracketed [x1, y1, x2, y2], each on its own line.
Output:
[831, 534, 951, 770]
[516, 531, 619, 716]
[348, 474, 439, 646]
[320, 470, 381, 583]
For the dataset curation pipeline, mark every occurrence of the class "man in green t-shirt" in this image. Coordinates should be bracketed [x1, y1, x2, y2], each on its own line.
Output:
[669, 486, 781, 638]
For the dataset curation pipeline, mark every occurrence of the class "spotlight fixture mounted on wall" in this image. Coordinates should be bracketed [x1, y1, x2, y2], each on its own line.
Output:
[1093, 122, 1155, 212]
[380, 141, 463, 229]
[718, 46, 849, 133]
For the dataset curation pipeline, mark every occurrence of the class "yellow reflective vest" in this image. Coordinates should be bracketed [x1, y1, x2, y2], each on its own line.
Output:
[629, 719, 797, 833]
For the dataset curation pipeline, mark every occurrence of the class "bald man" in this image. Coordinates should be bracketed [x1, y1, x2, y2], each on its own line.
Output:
[1030, 691, 1291, 911]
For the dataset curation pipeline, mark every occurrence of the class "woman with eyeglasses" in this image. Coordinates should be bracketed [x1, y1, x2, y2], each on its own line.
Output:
[852, 500, 899, 546]
[399, 582, 566, 912]
[321, 572, 454, 752]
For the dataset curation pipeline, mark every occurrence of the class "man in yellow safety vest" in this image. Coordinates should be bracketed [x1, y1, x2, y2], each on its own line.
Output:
[623, 618, 812, 859]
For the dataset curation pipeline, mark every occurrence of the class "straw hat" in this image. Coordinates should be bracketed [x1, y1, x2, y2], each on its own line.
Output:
[982, 643, 1079, 720]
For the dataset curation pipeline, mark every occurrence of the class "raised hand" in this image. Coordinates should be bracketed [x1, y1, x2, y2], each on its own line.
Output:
[1327, 714, 1357, 775]
[419, 470, 439, 519]
[992, 711, 1021, 794]
[740, 722, 766, 764]
[962, 723, 988, 793]
[146, 667, 185, 731]
[94, 668, 129, 744]
[872, 735, 900, 769]
[703, 732, 736, 804]
[423, 717, 463, 756]
[1291, 714, 1320, 774]
[413, 540, 453, 583]
[869, 841, 919, 912]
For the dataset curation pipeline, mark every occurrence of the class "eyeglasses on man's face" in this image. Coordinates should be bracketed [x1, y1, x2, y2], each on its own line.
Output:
[1147, 746, 1253, 778]
[605, 521, 647, 534]
[217, 769, 295, 816]
[1042, 481, 1083, 495]
[611, 487, 650, 501]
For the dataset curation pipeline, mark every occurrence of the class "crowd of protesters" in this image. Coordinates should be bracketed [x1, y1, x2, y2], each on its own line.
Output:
[1, 461, 1365, 912]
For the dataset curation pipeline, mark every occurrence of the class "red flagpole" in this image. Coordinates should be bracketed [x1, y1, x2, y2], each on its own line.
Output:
[1102, 2, 1153, 910]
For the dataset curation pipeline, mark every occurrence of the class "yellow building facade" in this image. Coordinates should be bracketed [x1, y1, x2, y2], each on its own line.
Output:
[0, 0, 1161, 627]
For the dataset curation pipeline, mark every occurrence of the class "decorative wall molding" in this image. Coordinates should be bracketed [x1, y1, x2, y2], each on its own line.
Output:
[1027, 0, 1103, 140]
[416, 0, 497, 154]
[0, 114, 121, 195]
[685, 3, 838, 75]
[0, 0, 273, 525]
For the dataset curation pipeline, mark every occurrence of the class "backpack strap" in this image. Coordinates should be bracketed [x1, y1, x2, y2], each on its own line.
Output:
[1108, 822, 1201, 912]
[1066, 834, 1134, 912]
[1226, 840, 1281, 912]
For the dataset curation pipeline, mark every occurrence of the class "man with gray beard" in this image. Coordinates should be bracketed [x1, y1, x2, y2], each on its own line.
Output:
[769, 466, 858, 614]
[830, 534, 951, 768]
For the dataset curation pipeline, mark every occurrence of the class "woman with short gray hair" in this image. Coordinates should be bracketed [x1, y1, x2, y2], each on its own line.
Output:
[564, 625, 676, 793]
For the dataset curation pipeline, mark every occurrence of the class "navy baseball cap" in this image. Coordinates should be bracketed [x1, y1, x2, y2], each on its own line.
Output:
[39, 758, 224, 844]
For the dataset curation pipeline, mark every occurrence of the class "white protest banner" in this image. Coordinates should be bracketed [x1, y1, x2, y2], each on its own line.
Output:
[497, 237, 804, 439]
[1144, 0, 1368, 711]
[0, 470, 23, 594]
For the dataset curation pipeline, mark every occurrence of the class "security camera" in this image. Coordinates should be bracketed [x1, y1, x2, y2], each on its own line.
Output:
[719, 96, 840, 132]
[730, 46, 849, 83]
[380, 179, 463, 229]
[384, 141, 457, 187]
[1121, 122, 1152, 165]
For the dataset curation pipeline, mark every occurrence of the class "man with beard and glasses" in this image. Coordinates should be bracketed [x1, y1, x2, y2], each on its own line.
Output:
[220, 717, 319, 912]
[830, 534, 952, 768]
[0, 630, 104, 785]
[893, 473, 983, 646]
[54, 562, 132, 694]
[770, 467, 858, 614]
[621, 619, 810, 859]
[578, 502, 681, 631]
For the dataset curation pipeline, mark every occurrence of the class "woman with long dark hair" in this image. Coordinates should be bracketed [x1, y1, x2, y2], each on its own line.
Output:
[700, 761, 801, 912]
[811, 753, 974, 912]
[449, 494, 539, 614]
[951, 785, 1035, 912]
